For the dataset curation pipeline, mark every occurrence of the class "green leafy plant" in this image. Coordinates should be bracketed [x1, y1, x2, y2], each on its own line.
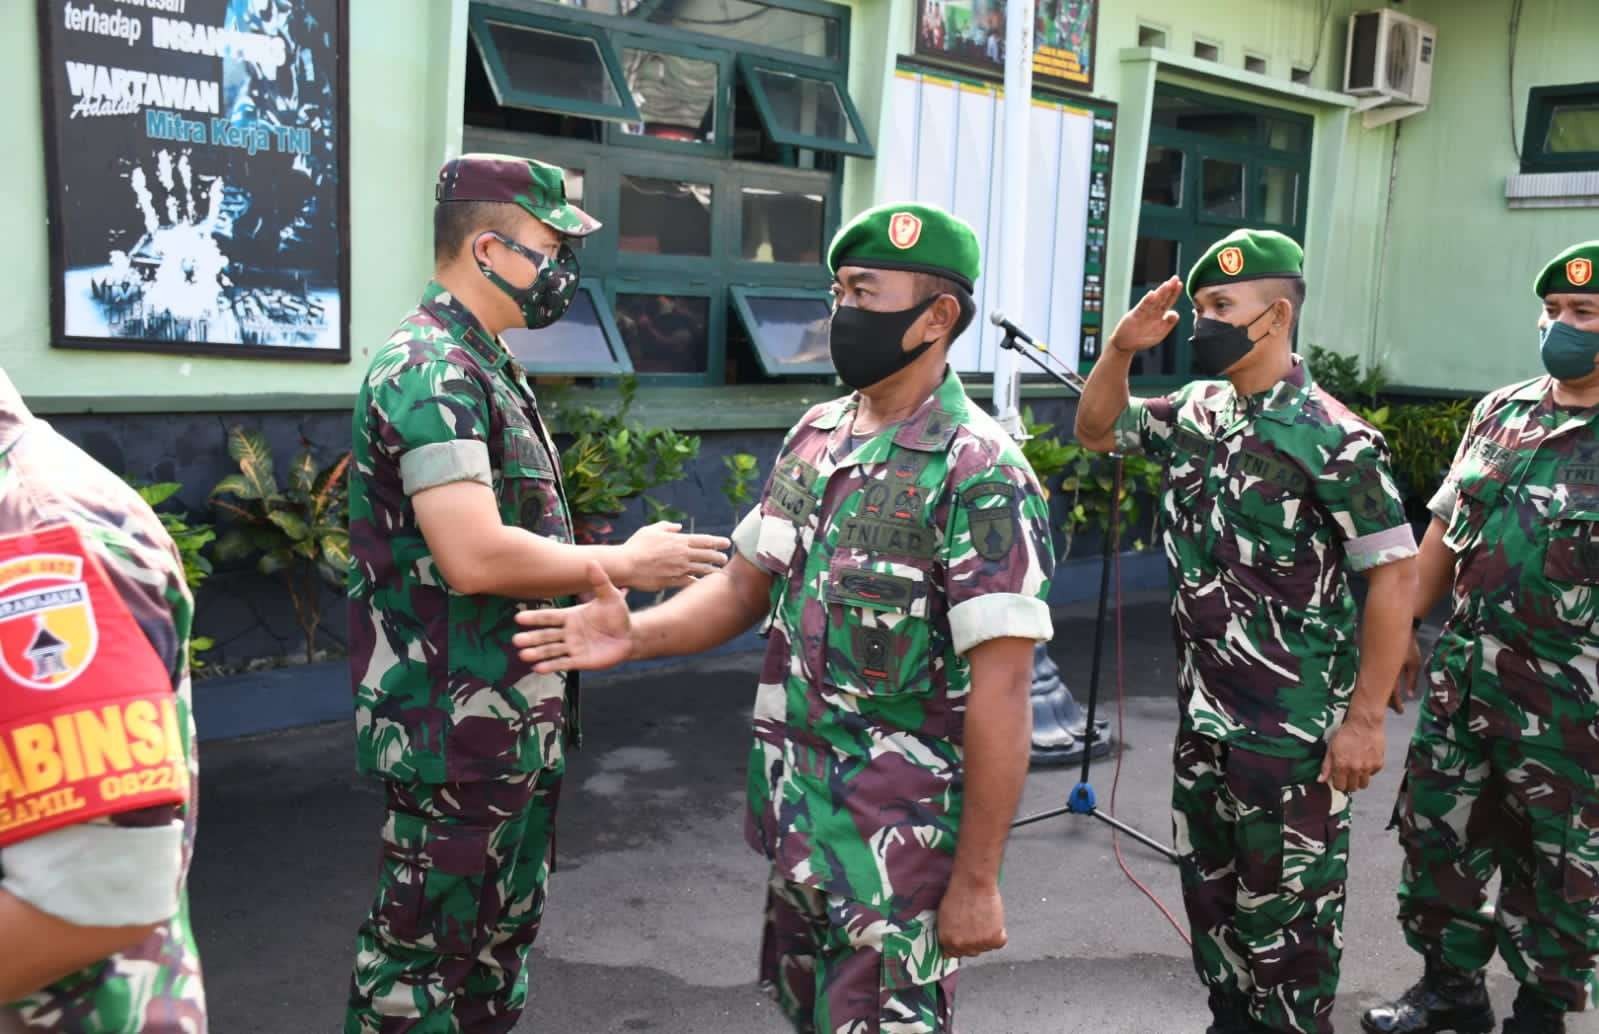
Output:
[1019, 407, 1163, 558]
[210, 427, 352, 660]
[555, 377, 702, 542]
[721, 452, 761, 512]
[133, 481, 217, 670]
[1306, 346, 1476, 516]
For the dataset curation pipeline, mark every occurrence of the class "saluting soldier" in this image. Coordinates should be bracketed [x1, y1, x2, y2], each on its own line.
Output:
[1075, 229, 1419, 1034]
[510, 203, 1056, 1032]
[344, 154, 728, 1032]
[1362, 241, 1599, 1034]
[0, 369, 205, 1032]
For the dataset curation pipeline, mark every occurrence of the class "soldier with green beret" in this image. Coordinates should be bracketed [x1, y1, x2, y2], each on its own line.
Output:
[1077, 228, 1420, 1034]
[1362, 240, 1599, 1034]
[510, 201, 1057, 1032]
[343, 153, 730, 1031]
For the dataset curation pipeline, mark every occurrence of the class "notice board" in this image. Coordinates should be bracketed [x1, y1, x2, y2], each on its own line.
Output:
[880, 62, 1114, 374]
[38, 0, 349, 360]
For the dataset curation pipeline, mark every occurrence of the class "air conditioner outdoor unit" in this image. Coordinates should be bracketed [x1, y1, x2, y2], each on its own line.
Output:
[1344, 9, 1436, 125]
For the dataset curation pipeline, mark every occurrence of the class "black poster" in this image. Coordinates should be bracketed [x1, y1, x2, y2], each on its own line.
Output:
[39, 0, 349, 360]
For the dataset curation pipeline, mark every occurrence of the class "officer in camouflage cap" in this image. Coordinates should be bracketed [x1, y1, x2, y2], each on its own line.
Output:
[511, 202, 1056, 1032]
[1077, 228, 1420, 1034]
[1362, 241, 1599, 1034]
[344, 153, 729, 1032]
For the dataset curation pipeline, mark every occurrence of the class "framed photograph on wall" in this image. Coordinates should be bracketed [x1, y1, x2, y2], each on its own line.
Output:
[38, 0, 351, 361]
[913, 0, 1097, 92]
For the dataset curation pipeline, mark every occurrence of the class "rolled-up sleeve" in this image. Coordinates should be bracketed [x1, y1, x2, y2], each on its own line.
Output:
[370, 360, 493, 496]
[731, 507, 762, 565]
[1315, 428, 1418, 572]
[944, 464, 1056, 655]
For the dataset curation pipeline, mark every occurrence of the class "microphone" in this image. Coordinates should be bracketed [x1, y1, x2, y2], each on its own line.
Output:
[990, 310, 1043, 350]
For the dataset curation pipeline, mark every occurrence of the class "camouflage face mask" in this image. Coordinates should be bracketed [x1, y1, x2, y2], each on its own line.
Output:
[477, 232, 581, 330]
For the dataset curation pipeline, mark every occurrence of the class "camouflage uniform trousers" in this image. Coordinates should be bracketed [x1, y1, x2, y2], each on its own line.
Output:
[1172, 725, 1352, 1034]
[346, 764, 564, 1034]
[1394, 692, 1599, 1012]
[760, 871, 959, 1034]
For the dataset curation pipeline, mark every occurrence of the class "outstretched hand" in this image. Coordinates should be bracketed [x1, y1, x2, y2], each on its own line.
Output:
[514, 562, 633, 673]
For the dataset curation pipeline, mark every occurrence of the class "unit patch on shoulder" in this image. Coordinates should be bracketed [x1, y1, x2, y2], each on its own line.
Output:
[962, 482, 1020, 561]
[0, 524, 186, 848]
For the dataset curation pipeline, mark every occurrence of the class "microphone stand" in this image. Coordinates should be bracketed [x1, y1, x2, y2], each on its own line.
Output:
[999, 328, 1179, 864]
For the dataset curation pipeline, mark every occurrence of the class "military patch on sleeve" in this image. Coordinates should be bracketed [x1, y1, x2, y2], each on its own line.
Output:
[962, 482, 1020, 561]
[1349, 475, 1394, 523]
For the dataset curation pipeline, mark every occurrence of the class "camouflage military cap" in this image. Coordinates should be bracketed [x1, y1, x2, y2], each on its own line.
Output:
[828, 203, 981, 292]
[1187, 228, 1304, 296]
[435, 153, 600, 237]
[1534, 240, 1599, 297]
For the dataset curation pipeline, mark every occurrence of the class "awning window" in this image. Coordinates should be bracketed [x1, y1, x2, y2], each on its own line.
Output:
[730, 286, 834, 377]
[737, 55, 873, 158]
[470, 5, 642, 123]
[503, 282, 635, 377]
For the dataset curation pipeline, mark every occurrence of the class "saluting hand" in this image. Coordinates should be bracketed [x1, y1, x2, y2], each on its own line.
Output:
[1107, 275, 1183, 354]
[515, 562, 633, 673]
[621, 521, 731, 592]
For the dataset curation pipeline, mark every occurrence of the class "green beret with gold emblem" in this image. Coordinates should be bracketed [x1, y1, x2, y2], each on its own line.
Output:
[827, 203, 982, 292]
[1186, 228, 1304, 296]
[1534, 240, 1599, 297]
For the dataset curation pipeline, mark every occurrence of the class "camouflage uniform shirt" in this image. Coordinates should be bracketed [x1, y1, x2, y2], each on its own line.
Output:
[0, 375, 205, 1032]
[349, 281, 575, 785]
[1427, 375, 1599, 749]
[732, 368, 1055, 919]
[1115, 358, 1416, 756]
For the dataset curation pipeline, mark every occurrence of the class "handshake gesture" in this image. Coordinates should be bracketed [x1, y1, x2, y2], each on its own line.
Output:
[618, 521, 731, 592]
[519, 562, 637, 671]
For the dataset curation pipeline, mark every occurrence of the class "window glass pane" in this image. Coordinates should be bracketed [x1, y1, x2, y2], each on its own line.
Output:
[535, 0, 645, 14]
[1152, 91, 1255, 144]
[741, 189, 825, 263]
[502, 290, 622, 372]
[1260, 167, 1299, 225]
[483, 19, 621, 107]
[564, 169, 585, 209]
[1265, 118, 1308, 153]
[620, 49, 718, 144]
[1142, 147, 1184, 207]
[615, 293, 710, 373]
[752, 68, 856, 143]
[742, 296, 832, 369]
[1547, 103, 1599, 154]
[618, 176, 712, 255]
[1130, 237, 1181, 378]
[1201, 159, 1245, 219]
[644, 0, 839, 60]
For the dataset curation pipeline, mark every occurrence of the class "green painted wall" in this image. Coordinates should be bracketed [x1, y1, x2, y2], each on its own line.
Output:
[1372, 0, 1599, 392]
[1, 0, 461, 408]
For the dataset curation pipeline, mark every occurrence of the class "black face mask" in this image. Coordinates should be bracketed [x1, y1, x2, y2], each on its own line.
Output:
[828, 296, 939, 390]
[1188, 305, 1274, 377]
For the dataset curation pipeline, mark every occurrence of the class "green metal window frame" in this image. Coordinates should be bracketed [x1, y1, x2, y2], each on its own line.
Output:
[604, 33, 734, 158]
[728, 165, 839, 278]
[607, 276, 726, 386]
[1522, 82, 1599, 174]
[1132, 84, 1312, 388]
[503, 280, 635, 377]
[470, 4, 643, 123]
[736, 53, 875, 158]
[730, 285, 834, 377]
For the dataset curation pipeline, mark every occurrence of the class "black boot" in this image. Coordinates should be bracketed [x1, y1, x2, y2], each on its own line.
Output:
[1360, 956, 1495, 1034]
[1206, 987, 1251, 1034]
[1502, 986, 1565, 1034]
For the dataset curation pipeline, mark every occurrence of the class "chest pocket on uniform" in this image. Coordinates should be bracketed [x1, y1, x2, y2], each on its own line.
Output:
[1543, 497, 1599, 587]
[501, 424, 569, 541]
[1217, 447, 1312, 575]
[821, 554, 933, 697]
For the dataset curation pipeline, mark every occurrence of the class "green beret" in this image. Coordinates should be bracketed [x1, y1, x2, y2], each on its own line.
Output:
[1186, 228, 1304, 296]
[436, 153, 600, 237]
[1534, 240, 1599, 297]
[827, 203, 981, 292]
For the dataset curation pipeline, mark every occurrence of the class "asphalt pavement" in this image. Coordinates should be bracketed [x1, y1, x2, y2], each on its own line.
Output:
[186, 593, 1598, 1033]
